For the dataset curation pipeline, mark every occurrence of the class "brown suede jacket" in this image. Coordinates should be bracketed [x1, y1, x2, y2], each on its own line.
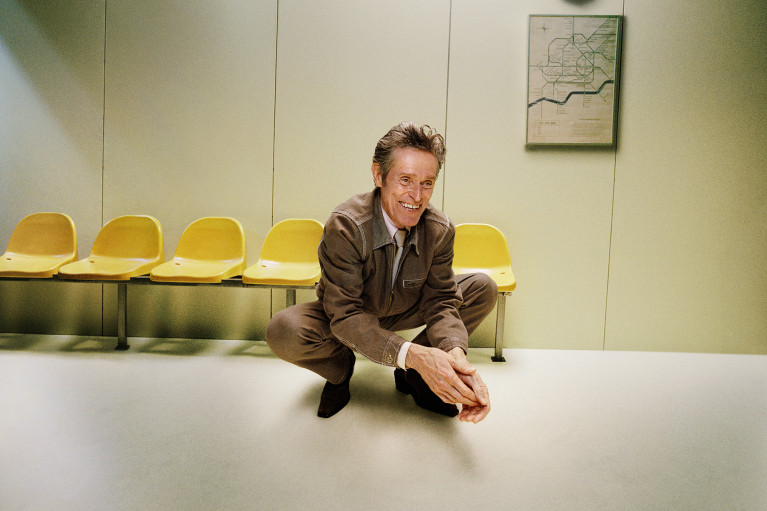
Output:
[316, 188, 467, 366]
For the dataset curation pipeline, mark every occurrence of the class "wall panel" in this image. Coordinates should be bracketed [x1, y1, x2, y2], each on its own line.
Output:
[102, 0, 278, 339]
[273, 0, 451, 224]
[604, 1, 767, 353]
[445, 0, 624, 349]
[0, 0, 105, 335]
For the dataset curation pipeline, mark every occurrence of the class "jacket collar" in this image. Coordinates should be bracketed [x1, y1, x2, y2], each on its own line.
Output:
[372, 188, 420, 256]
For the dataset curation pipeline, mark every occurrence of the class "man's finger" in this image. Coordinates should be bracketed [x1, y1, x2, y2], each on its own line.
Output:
[457, 372, 489, 406]
[449, 354, 476, 376]
[458, 402, 491, 423]
[439, 374, 479, 406]
[470, 373, 489, 406]
[427, 370, 476, 406]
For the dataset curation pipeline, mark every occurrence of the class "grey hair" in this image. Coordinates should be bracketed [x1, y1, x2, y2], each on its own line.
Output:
[372, 122, 446, 182]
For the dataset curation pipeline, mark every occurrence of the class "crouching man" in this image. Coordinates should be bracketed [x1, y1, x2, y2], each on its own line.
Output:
[266, 122, 496, 423]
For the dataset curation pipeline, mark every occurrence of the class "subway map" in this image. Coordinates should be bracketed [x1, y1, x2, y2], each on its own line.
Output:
[527, 16, 622, 145]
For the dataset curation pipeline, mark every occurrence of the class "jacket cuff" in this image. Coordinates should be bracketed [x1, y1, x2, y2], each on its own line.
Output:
[437, 337, 467, 354]
[382, 332, 406, 367]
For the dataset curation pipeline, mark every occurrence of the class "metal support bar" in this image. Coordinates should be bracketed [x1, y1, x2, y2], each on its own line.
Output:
[10, 277, 509, 360]
[1, 276, 318, 352]
[115, 283, 129, 350]
[492, 292, 507, 362]
[286, 288, 297, 308]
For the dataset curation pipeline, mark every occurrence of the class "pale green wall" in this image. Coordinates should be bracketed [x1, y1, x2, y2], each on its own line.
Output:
[1, 0, 765, 353]
[606, 0, 767, 353]
[0, 1, 104, 335]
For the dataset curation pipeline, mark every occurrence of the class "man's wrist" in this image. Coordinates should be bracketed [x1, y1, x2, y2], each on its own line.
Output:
[397, 341, 412, 369]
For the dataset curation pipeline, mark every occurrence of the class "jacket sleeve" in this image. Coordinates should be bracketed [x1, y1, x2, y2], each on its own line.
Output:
[318, 214, 405, 366]
[418, 222, 469, 354]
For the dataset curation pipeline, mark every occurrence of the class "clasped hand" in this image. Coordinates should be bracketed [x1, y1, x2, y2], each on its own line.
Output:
[405, 345, 491, 423]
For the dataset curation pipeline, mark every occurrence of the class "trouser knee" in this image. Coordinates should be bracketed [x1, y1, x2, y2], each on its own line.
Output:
[475, 272, 498, 313]
[456, 273, 498, 335]
[265, 302, 350, 383]
[265, 308, 296, 361]
[462, 272, 498, 312]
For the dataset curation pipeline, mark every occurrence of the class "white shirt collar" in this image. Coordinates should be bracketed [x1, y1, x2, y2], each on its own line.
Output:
[381, 204, 399, 240]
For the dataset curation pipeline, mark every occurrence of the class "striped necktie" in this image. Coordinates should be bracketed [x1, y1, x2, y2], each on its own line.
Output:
[392, 228, 407, 287]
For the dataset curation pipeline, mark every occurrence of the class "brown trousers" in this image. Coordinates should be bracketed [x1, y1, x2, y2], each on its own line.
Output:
[265, 273, 498, 384]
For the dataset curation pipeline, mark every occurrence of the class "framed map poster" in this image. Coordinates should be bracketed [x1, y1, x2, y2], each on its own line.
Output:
[526, 15, 623, 146]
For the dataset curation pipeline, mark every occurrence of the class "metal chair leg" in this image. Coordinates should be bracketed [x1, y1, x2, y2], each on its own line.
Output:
[115, 282, 130, 350]
[286, 288, 297, 308]
[492, 292, 507, 362]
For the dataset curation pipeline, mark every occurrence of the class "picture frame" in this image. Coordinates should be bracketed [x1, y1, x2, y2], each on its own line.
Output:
[526, 15, 623, 146]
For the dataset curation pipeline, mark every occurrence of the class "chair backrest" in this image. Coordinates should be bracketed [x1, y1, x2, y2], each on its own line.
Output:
[173, 217, 245, 262]
[90, 215, 163, 261]
[259, 219, 323, 264]
[453, 223, 512, 271]
[4, 212, 77, 259]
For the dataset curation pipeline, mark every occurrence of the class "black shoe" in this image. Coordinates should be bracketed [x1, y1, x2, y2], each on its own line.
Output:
[317, 351, 356, 418]
[394, 368, 459, 417]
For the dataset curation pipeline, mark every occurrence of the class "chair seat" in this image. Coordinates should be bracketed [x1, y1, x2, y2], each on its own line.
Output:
[243, 218, 323, 287]
[0, 253, 77, 278]
[56, 215, 164, 281]
[452, 264, 516, 292]
[59, 256, 162, 281]
[452, 223, 516, 293]
[0, 212, 78, 278]
[150, 258, 246, 283]
[242, 260, 321, 287]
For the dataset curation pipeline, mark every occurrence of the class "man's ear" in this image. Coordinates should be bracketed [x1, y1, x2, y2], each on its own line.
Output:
[371, 163, 383, 188]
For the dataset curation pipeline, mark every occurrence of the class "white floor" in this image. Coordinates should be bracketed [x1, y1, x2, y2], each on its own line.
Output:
[0, 334, 765, 511]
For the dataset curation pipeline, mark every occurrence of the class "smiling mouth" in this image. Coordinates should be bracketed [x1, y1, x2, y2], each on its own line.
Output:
[400, 201, 420, 211]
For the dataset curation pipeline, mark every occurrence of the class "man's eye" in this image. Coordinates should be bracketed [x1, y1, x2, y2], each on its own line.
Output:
[400, 177, 410, 185]
[423, 181, 433, 189]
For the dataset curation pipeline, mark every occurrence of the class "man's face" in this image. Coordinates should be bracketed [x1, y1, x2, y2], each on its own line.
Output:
[372, 147, 438, 229]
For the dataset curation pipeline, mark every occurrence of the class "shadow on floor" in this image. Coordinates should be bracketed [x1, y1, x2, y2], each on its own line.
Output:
[136, 338, 214, 356]
[59, 336, 121, 353]
[226, 340, 273, 358]
[0, 333, 42, 351]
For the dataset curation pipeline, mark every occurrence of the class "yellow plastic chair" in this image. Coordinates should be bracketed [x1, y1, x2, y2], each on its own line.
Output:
[150, 217, 246, 283]
[453, 223, 516, 292]
[242, 218, 323, 287]
[0, 212, 78, 278]
[452, 223, 516, 361]
[58, 215, 164, 280]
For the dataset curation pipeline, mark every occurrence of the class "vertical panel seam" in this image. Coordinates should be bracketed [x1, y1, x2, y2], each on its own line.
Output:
[101, 0, 108, 336]
[270, 0, 280, 316]
[271, 0, 279, 227]
[603, 3, 626, 350]
[603, 151, 617, 350]
[441, 0, 452, 213]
